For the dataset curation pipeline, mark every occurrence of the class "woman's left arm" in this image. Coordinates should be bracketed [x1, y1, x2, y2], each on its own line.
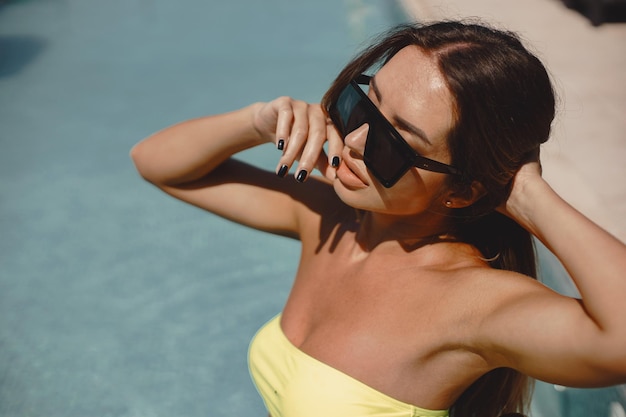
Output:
[491, 161, 626, 386]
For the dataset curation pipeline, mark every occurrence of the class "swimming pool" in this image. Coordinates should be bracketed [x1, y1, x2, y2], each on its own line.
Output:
[0, 0, 623, 415]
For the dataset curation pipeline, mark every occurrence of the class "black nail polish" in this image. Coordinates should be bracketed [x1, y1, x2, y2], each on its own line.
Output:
[296, 170, 307, 183]
[277, 165, 288, 178]
[277, 139, 285, 150]
[331, 156, 340, 167]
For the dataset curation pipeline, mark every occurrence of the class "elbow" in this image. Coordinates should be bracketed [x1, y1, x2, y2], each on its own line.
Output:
[129, 141, 144, 172]
[129, 142, 155, 183]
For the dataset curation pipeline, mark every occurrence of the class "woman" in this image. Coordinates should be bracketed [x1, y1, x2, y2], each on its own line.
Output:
[130, 21, 626, 417]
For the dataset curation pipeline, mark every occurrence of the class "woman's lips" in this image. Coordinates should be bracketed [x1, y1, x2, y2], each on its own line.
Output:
[335, 156, 368, 189]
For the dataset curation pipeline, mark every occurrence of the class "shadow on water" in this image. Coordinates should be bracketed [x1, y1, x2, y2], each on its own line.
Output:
[561, 0, 626, 25]
[0, 36, 46, 78]
[0, 0, 47, 77]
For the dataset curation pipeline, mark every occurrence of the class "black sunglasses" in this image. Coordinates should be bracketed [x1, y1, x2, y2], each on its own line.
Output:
[327, 74, 463, 188]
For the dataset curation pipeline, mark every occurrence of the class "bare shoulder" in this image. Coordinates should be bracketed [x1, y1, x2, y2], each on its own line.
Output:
[459, 265, 554, 301]
[420, 246, 555, 311]
[439, 263, 569, 348]
[451, 265, 569, 330]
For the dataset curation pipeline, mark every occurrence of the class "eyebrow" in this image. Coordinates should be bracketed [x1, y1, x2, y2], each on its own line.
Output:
[370, 77, 432, 146]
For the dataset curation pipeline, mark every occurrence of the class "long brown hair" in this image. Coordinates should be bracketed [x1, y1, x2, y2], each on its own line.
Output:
[322, 21, 556, 417]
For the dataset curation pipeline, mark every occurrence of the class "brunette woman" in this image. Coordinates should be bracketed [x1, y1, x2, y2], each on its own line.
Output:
[131, 21, 626, 417]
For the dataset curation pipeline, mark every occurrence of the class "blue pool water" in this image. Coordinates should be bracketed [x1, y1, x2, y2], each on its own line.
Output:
[0, 0, 623, 416]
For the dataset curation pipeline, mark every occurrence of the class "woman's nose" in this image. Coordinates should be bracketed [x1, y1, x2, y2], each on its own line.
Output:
[344, 123, 369, 155]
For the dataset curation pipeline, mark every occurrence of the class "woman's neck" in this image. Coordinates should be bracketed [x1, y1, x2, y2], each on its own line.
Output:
[354, 209, 457, 254]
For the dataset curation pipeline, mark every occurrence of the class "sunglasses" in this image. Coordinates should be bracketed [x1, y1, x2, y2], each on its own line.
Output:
[327, 74, 463, 188]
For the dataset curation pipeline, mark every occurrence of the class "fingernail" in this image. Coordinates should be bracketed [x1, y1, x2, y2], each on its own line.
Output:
[296, 170, 307, 183]
[331, 156, 340, 167]
[277, 139, 285, 151]
[277, 164, 288, 178]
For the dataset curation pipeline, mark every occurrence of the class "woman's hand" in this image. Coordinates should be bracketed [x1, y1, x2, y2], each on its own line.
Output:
[252, 97, 343, 183]
[497, 155, 544, 232]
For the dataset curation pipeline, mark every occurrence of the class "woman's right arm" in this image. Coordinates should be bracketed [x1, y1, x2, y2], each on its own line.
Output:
[131, 103, 268, 186]
[130, 99, 342, 238]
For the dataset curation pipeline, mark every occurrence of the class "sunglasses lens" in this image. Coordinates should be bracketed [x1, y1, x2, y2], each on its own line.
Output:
[364, 122, 412, 187]
[331, 81, 412, 187]
[334, 84, 368, 135]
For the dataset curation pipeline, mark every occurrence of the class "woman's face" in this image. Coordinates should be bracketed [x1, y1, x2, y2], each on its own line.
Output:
[333, 46, 456, 217]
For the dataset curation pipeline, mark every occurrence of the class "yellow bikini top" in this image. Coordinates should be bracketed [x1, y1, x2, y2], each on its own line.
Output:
[248, 314, 449, 417]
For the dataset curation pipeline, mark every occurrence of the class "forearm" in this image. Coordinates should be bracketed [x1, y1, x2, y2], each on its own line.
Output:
[509, 178, 626, 330]
[130, 103, 267, 186]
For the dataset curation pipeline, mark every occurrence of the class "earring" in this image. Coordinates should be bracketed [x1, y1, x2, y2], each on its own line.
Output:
[445, 201, 452, 207]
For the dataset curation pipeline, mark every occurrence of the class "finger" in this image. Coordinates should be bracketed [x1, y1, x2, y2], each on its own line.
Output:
[326, 121, 343, 169]
[293, 104, 328, 182]
[275, 100, 309, 175]
[274, 97, 295, 151]
[315, 152, 334, 183]
[315, 122, 343, 181]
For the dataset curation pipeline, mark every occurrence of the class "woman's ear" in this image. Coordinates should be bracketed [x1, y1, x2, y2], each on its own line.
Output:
[443, 180, 486, 209]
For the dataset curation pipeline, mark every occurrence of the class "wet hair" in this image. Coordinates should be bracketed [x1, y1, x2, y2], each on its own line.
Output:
[322, 20, 557, 417]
